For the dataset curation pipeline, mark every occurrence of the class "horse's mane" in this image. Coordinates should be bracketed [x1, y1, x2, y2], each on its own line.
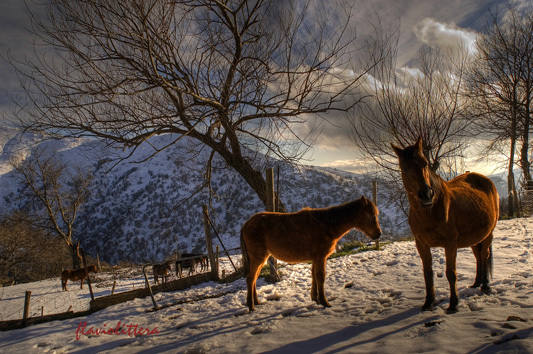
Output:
[308, 199, 362, 227]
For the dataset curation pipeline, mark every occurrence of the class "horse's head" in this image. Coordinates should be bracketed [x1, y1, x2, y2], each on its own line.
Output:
[358, 196, 381, 240]
[392, 138, 435, 208]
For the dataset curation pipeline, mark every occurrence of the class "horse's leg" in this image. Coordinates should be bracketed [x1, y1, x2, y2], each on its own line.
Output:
[480, 234, 493, 294]
[246, 254, 268, 312]
[314, 258, 331, 308]
[80, 278, 84, 290]
[416, 240, 435, 311]
[311, 262, 316, 302]
[444, 247, 459, 313]
[470, 243, 483, 288]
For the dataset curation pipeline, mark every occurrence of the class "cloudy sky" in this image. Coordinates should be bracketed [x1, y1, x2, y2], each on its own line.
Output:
[0, 0, 526, 174]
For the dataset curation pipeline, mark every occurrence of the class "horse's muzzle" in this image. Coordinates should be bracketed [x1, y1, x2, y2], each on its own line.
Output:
[418, 187, 435, 208]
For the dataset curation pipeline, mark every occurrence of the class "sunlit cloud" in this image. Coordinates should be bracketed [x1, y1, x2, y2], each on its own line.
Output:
[413, 18, 478, 53]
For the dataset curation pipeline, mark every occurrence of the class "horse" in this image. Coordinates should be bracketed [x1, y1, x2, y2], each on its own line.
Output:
[153, 262, 172, 284]
[61, 265, 98, 291]
[176, 253, 197, 278]
[175, 253, 208, 278]
[240, 195, 381, 312]
[392, 138, 499, 313]
[197, 255, 209, 272]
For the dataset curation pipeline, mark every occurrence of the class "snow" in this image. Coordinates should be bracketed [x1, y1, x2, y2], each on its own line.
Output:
[0, 217, 532, 353]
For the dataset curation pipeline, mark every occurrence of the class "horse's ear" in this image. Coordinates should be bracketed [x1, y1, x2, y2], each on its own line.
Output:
[391, 143, 403, 156]
[361, 195, 368, 204]
[416, 137, 424, 151]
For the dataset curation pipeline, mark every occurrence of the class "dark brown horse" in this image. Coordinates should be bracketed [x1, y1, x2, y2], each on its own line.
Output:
[392, 138, 499, 313]
[153, 262, 171, 284]
[175, 253, 209, 278]
[241, 196, 381, 312]
[61, 265, 98, 291]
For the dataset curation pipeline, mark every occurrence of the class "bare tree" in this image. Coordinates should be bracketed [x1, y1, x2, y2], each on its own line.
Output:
[9, 0, 380, 210]
[11, 148, 92, 269]
[350, 35, 472, 174]
[0, 211, 71, 284]
[465, 6, 533, 217]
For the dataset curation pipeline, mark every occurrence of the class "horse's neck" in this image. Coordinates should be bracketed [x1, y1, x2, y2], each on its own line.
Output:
[319, 200, 361, 236]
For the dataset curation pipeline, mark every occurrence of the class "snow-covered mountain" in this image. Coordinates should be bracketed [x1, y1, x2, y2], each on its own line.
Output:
[0, 127, 408, 264]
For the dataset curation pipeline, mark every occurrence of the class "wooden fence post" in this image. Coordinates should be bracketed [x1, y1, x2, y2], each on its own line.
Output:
[23, 291, 31, 320]
[266, 168, 280, 282]
[372, 180, 380, 251]
[203, 205, 219, 280]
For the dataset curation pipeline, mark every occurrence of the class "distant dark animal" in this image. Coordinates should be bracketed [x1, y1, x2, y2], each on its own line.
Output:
[61, 265, 98, 291]
[153, 262, 172, 284]
[197, 255, 209, 272]
[392, 138, 499, 313]
[240, 196, 381, 312]
[175, 253, 209, 278]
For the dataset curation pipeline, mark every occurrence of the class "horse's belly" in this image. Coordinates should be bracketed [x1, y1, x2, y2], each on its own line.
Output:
[269, 247, 313, 263]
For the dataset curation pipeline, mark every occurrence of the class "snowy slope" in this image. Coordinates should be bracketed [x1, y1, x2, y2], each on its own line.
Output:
[0, 129, 409, 264]
[0, 217, 531, 353]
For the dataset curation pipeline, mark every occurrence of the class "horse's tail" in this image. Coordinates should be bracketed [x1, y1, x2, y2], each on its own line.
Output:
[488, 244, 493, 280]
[240, 227, 249, 277]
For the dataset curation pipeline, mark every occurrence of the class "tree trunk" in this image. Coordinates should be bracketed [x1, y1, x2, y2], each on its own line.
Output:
[217, 149, 287, 212]
[68, 242, 82, 269]
[521, 87, 532, 190]
[508, 134, 517, 217]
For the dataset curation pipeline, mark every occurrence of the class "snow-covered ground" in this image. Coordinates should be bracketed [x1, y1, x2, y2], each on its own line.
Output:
[0, 217, 531, 353]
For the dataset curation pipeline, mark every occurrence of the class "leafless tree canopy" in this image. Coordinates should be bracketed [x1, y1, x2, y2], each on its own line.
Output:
[350, 36, 472, 174]
[465, 6, 533, 216]
[9, 0, 380, 207]
[11, 148, 92, 268]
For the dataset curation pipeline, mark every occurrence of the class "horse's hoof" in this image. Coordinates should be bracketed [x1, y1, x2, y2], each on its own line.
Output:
[421, 301, 434, 312]
[446, 307, 458, 314]
[320, 300, 332, 308]
[470, 283, 480, 289]
[481, 285, 492, 295]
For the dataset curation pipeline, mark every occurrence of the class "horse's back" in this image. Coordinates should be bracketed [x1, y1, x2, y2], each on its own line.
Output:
[448, 172, 499, 237]
[449, 172, 499, 211]
[242, 210, 315, 240]
[450, 172, 497, 195]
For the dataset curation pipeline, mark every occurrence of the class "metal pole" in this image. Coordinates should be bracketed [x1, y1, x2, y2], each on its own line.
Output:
[81, 249, 95, 301]
[142, 265, 159, 310]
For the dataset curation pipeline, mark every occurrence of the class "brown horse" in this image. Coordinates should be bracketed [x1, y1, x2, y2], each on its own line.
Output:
[61, 265, 98, 291]
[392, 138, 499, 313]
[153, 262, 171, 284]
[241, 195, 381, 312]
